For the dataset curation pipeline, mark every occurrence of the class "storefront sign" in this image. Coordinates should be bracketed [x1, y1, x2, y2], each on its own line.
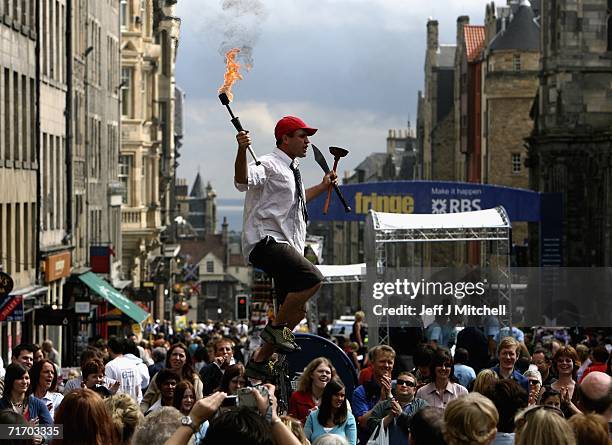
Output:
[0, 272, 14, 296]
[0, 295, 23, 322]
[44, 252, 71, 283]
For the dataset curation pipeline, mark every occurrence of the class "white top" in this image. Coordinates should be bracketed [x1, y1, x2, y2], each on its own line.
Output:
[235, 148, 307, 261]
[124, 353, 151, 390]
[62, 375, 117, 395]
[40, 391, 64, 419]
[105, 355, 143, 402]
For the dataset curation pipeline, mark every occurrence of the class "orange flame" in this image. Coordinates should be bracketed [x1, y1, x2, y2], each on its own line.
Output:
[218, 48, 246, 102]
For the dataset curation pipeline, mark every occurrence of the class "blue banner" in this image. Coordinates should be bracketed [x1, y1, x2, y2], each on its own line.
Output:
[308, 180, 544, 223]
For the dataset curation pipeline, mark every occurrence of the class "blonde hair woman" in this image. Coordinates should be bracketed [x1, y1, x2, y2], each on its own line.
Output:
[104, 393, 144, 445]
[514, 405, 575, 445]
[444, 392, 498, 445]
[289, 357, 336, 424]
[472, 369, 499, 399]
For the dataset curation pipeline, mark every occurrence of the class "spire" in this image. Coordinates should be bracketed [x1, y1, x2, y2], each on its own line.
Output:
[190, 172, 205, 198]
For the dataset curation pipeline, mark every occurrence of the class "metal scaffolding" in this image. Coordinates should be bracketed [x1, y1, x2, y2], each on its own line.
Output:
[365, 206, 512, 346]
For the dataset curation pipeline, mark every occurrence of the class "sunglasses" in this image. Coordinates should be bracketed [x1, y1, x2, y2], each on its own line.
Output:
[396, 379, 416, 388]
[529, 380, 541, 386]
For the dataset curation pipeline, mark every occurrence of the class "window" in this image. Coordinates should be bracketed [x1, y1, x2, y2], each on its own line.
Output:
[120, 0, 129, 29]
[119, 155, 132, 204]
[206, 261, 214, 273]
[512, 153, 521, 174]
[121, 68, 133, 117]
[512, 54, 521, 71]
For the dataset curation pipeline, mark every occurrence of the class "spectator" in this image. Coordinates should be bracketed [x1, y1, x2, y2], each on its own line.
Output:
[149, 347, 167, 380]
[289, 357, 335, 424]
[551, 346, 580, 417]
[29, 359, 64, 419]
[352, 345, 395, 444]
[104, 392, 144, 445]
[313, 435, 349, 445]
[567, 413, 610, 445]
[415, 348, 468, 409]
[490, 337, 529, 395]
[124, 339, 151, 392]
[54, 388, 117, 445]
[173, 380, 207, 443]
[531, 348, 557, 386]
[453, 348, 476, 389]
[514, 405, 574, 445]
[217, 364, 246, 395]
[472, 369, 498, 399]
[456, 326, 490, 373]
[411, 344, 435, 385]
[0, 363, 53, 425]
[0, 409, 30, 445]
[305, 379, 356, 445]
[141, 343, 203, 413]
[280, 415, 310, 445]
[32, 344, 44, 365]
[105, 337, 143, 402]
[576, 344, 592, 383]
[133, 406, 191, 445]
[144, 369, 180, 416]
[367, 371, 427, 445]
[491, 380, 528, 445]
[200, 338, 237, 396]
[63, 348, 117, 395]
[523, 368, 543, 406]
[406, 406, 445, 445]
[577, 371, 611, 425]
[579, 346, 609, 383]
[540, 387, 562, 409]
[444, 392, 498, 445]
[351, 311, 367, 354]
[42, 340, 60, 366]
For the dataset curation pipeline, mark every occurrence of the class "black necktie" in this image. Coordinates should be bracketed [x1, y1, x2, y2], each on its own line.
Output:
[290, 162, 308, 223]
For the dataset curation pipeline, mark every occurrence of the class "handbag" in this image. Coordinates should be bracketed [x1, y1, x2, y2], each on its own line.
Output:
[366, 419, 389, 445]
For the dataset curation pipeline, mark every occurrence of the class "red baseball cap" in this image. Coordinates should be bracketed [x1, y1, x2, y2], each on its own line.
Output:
[274, 116, 317, 141]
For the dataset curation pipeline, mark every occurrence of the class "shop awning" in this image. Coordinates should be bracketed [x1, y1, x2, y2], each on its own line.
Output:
[78, 272, 148, 324]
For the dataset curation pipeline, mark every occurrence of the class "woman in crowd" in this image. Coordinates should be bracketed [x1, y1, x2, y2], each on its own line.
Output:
[289, 357, 336, 424]
[54, 388, 117, 445]
[141, 342, 203, 412]
[551, 346, 581, 417]
[29, 359, 64, 419]
[304, 379, 356, 445]
[523, 368, 543, 405]
[444, 392, 498, 445]
[0, 364, 53, 426]
[540, 387, 562, 409]
[367, 371, 428, 445]
[217, 364, 246, 395]
[514, 405, 575, 445]
[280, 415, 311, 445]
[472, 369, 499, 399]
[568, 413, 610, 445]
[144, 369, 180, 416]
[173, 380, 208, 444]
[104, 392, 144, 445]
[415, 348, 468, 409]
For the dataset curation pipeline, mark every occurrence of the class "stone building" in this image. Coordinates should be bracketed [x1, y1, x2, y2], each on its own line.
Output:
[187, 172, 217, 238]
[482, 1, 540, 247]
[0, 0, 40, 357]
[120, 0, 180, 319]
[418, 20, 456, 181]
[527, 0, 612, 266]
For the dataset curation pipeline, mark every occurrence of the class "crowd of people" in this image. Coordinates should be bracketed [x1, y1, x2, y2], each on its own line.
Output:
[0, 323, 609, 445]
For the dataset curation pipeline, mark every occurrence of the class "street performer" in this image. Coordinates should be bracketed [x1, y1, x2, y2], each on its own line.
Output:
[234, 116, 337, 380]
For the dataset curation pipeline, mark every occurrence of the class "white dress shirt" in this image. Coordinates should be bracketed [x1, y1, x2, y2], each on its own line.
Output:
[235, 148, 307, 262]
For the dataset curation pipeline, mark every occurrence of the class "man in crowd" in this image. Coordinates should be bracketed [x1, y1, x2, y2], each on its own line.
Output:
[352, 345, 395, 445]
[0, 343, 35, 397]
[531, 348, 557, 386]
[578, 371, 612, 427]
[490, 336, 529, 395]
[200, 337, 237, 395]
[105, 336, 143, 402]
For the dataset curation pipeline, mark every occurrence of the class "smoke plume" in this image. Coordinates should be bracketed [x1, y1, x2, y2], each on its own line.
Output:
[218, 0, 268, 69]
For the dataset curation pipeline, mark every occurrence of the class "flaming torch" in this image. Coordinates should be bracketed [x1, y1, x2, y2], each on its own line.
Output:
[218, 48, 260, 165]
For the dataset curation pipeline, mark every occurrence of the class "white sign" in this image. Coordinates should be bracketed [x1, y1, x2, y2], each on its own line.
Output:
[75, 302, 91, 314]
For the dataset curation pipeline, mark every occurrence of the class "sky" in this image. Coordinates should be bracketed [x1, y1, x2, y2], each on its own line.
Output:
[175, 0, 487, 200]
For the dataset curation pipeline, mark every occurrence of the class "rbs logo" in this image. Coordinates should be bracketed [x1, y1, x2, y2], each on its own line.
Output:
[431, 198, 481, 214]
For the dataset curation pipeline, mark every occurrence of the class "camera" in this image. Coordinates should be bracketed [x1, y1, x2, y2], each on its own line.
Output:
[237, 385, 269, 409]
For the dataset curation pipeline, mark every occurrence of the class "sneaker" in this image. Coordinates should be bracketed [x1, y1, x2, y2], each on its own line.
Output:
[245, 359, 273, 381]
[261, 324, 301, 354]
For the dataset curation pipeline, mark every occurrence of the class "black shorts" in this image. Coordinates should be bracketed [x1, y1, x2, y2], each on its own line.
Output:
[249, 237, 323, 305]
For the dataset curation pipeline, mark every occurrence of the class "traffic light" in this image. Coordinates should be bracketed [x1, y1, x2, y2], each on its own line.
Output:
[236, 294, 249, 320]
